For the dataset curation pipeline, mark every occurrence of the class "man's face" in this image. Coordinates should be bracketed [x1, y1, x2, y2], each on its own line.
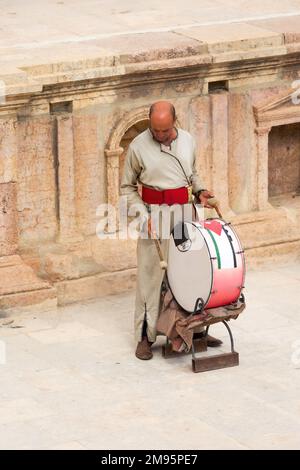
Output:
[149, 114, 175, 144]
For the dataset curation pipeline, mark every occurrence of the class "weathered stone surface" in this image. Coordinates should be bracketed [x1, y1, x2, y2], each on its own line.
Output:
[228, 92, 257, 213]
[56, 115, 81, 242]
[17, 116, 57, 244]
[0, 182, 18, 256]
[0, 119, 18, 183]
[73, 114, 102, 236]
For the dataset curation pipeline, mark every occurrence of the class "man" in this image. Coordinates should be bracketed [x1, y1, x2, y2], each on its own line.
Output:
[121, 101, 222, 360]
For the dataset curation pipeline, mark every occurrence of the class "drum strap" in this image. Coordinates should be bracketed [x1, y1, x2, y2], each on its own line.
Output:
[160, 145, 194, 203]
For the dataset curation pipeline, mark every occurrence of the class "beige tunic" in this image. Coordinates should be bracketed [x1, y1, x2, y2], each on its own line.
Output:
[120, 127, 204, 343]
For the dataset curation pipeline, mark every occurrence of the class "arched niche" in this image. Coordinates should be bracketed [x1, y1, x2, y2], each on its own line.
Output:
[105, 106, 150, 208]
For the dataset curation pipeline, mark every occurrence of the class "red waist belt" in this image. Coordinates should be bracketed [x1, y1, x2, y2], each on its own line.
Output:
[141, 185, 189, 205]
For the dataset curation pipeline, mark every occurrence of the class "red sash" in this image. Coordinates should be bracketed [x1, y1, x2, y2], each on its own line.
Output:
[141, 186, 189, 205]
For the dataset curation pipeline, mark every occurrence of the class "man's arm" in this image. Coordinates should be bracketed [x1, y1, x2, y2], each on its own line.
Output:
[120, 144, 149, 220]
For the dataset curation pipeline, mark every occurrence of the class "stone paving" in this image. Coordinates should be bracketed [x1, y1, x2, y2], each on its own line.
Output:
[0, 260, 300, 450]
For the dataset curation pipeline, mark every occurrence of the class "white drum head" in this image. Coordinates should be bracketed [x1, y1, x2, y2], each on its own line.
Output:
[167, 222, 212, 313]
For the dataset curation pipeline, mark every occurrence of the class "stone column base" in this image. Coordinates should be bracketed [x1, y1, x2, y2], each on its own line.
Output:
[0, 255, 57, 311]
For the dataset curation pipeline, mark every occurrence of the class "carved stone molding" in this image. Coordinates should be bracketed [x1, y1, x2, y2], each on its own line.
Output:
[255, 126, 271, 136]
[105, 106, 150, 222]
[106, 106, 150, 153]
[253, 86, 300, 127]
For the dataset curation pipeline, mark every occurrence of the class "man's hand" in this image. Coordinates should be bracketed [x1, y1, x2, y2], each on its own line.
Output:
[198, 190, 215, 208]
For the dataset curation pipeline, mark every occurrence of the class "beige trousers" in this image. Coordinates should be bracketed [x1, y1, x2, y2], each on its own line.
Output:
[134, 203, 204, 344]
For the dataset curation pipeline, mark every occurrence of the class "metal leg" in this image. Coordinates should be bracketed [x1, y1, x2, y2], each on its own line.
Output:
[162, 336, 175, 358]
[222, 320, 235, 353]
[192, 320, 239, 373]
[162, 315, 239, 368]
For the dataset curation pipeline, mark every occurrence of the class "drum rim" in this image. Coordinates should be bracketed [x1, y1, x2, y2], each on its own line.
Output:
[205, 217, 246, 303]
[221, 218, 246, 297]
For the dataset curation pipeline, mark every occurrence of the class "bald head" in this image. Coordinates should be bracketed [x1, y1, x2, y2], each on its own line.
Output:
[149, 101, 177, 145]
[149, 101, 176, 121]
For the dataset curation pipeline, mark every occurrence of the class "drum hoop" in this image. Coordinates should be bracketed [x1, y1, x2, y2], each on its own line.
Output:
[207, 217, 246, 297]
[196, 217, 246, 306]
[222, 218, 246, 295]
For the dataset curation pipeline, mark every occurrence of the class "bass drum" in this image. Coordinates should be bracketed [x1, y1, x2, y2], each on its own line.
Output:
[167, 219, 245, 313]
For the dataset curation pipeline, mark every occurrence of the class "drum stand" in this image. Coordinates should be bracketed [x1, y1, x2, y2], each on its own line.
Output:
[161, 199, 242, 372]
[162, 297, 240, 373]
[162, 320, 239, 373]
[191, 321, 239, 373]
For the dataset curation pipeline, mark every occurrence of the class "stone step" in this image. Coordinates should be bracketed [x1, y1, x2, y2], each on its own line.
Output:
[0, 289, 57, 312]
[245, 239, 300, 270]
[0, 255, 57, 311]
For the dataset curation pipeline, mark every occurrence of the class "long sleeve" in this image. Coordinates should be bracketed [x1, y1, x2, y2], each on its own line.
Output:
[120, 144, 149, 219]
[190, 136, 204, 195]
